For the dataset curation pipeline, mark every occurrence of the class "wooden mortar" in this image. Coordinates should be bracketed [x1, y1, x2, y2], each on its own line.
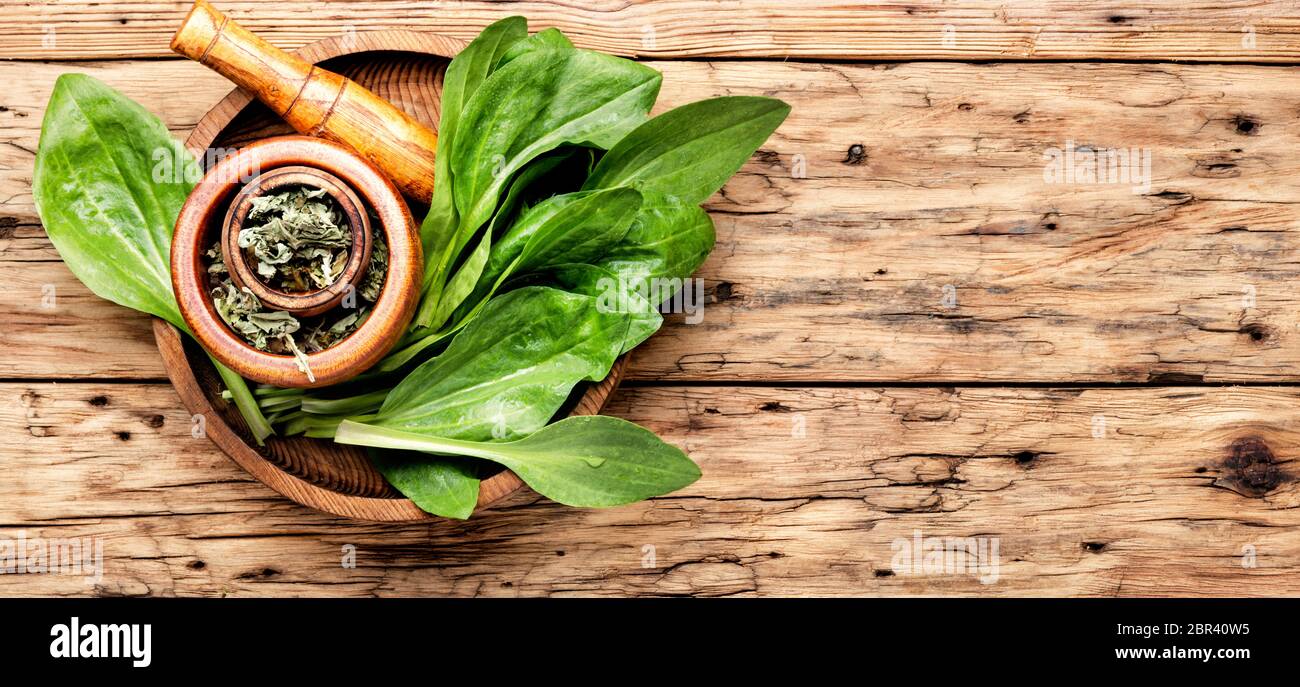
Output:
[173, 136, 422, 388]
[171, 0, 440, 204]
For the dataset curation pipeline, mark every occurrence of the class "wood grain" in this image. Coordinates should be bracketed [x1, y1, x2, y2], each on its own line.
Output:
[7, 59, 1300, 382]
[8, 3, 1300, 599]
[4, 1, 1300, 62]
[3, 381, 1296, 596]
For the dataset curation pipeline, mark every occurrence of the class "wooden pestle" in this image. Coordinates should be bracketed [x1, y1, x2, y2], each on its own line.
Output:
[171, 0, 439, 203]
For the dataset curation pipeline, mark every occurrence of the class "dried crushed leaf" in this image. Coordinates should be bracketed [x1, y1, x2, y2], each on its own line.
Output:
[238, 185, 351, 293]
[359, 235, 388, 303]
[205, 232, 388, 383]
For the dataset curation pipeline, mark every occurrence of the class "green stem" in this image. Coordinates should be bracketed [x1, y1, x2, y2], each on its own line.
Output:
[257, 394, 304, 411]
[210, 355, 274, 445]
[254, 386, 305, 399]
[282, 413, 312, 437]
[301, 389, 389, 416]
[266, 408, 306, 426]
[304, 413, 376, 439]
[335, 419, 509, 462]
[374, 329, 452, 373]
[224, 390, 303, 412]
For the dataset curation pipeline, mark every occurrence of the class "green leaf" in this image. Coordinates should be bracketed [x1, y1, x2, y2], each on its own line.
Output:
[583, 96, 791, 204]
[34, 73, 193, 328]
[439, 49, 660, 283]
[496, 27, 574, 68]
[33, 73, 273, 444]
[416, 44, 659, 330]
[337, 415, 701, 508]
[414, 147, 577, 330]
[483, 147, 598, 242]
[365, 286, 630, 515]
[419, 16, 528, 258]
[430, 227, 492, 330]
[448, 187, 643, 327]
[497, 188, 642, 280]
[594, 192, 716, 289]
[375, 286, 628, 439]
[417, 16, 528, 335]
[367, 448, 480, 519]
[549, 263, 662, 354]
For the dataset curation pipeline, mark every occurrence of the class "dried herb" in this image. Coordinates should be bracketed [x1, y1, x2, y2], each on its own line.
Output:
[204, 232, 388, 383]
[358, 236, 388, 303]
[238, 185, 351, 292]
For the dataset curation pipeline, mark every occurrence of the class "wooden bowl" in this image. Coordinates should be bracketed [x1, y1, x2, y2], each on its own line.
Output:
[174, 135, 419, 388]
[155, 30, 628, 521]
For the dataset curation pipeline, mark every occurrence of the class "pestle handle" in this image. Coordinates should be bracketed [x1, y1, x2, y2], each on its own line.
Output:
[171, 0, 440, 204]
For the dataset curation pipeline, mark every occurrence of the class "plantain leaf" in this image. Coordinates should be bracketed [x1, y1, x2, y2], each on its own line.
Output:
[431, 227, 492, 331]
[549, 263, 662, 354]
[411, 49, 660, 330]
[34, 73, 192, 328]
[419, 147, 579, 331]
[583, 96, 791, 204]
[338, 415, 701, 508]
[376, 286, 628, 439]
[451, 49, 659, 231]
[365, 286, 631, 513]
[33, 73, 273, 443]
[367, 448, 480, 520]
[419, 16, 528, 260]
[447, 187, 643, 328]
[593, 192, 716, 292]
[496, 27, 574, 67]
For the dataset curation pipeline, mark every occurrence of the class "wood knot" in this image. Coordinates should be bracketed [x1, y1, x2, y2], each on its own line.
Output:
[710, 280, 737, 302]
[1215, 437, 1284, 497]
[1240, 323, 1272, 344]
[237, 567, 280, 580]
[1232, 115, 1259, 136]
[842, 144, 866, 165]
[1012, 450, 1040, 467]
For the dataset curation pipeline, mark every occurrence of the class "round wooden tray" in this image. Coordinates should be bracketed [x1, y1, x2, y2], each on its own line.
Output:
[156, 30, 628, 521]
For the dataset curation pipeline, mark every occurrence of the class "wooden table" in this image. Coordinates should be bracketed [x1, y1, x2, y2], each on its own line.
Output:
[4, 1, 1300, 597]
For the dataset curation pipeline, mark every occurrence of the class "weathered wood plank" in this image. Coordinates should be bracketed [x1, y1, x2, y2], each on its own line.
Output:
[4, 1, 1300, 62]
[1, 382, 1296, 596]
[6, 59, 1300, 381]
